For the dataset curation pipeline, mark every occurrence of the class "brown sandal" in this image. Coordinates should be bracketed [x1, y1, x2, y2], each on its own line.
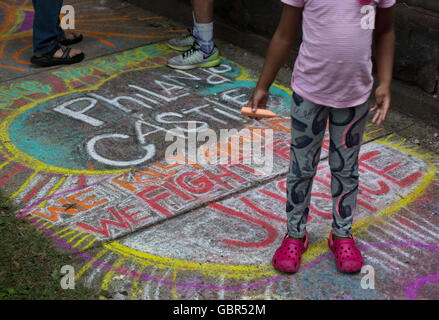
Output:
[59, 31, 83, 46]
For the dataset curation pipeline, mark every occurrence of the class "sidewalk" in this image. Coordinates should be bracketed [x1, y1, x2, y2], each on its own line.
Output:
[0, 0, 438, 300]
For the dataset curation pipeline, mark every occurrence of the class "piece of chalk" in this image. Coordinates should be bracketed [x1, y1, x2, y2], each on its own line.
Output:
[241, 107, 277, 118]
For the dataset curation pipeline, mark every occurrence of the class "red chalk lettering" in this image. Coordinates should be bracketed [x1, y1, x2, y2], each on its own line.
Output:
[204, 165, 246, 189]
[209, 203, 278, 248]
[137, 185, 173, 217]
[162, 181, 193, 200]
[118, 206, 151, 224]
[76, 207, 131, 237]
[175, 172, 215, 194]
[269, 140, 290, 160]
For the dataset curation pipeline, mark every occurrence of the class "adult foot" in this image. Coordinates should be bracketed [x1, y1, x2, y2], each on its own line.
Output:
[31, 45, 84, 67]
[59, 31, 83, 46]
[167, 42, 220, 70]
[167, 28, 196, 51]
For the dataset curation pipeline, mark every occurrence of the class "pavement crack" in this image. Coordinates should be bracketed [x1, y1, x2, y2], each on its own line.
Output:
[94, 129, 401, 248]
[102, 169, 289, 245]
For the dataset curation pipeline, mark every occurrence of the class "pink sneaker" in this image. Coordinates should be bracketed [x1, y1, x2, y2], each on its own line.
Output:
[272, 232, 309, 273]
[328, 231, 364, 273]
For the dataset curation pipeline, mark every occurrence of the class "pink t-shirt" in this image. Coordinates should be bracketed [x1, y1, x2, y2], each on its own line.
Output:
[281, 0, 395, 108]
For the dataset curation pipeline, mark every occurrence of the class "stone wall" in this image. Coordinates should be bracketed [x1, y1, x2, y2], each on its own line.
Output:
[393, 3, 438, 94]
[211, 0, 439, 95]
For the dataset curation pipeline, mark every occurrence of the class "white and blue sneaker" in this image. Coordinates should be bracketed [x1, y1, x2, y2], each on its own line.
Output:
[167, 42, 221, 70]
[167, 29, 196, 52]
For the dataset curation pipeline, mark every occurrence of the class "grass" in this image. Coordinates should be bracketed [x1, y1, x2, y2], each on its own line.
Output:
[0, 192, 100, 300]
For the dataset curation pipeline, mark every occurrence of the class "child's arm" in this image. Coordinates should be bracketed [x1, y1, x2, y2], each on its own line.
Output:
[371, 6, 395, 126]
[247, 4, 303, 114]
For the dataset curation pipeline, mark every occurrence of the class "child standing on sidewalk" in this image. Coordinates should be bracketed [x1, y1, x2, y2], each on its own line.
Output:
[247, 0, 395, 273]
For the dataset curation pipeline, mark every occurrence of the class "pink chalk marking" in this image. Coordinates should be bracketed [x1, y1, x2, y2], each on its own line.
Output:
[163, 181, 192, 200]
[76, 207, 132, 237]
[240, 197, 287, 223]
[259, 189, 286, 204]
[309, 193, 333, 218]
[359, 151, 423, 187]
[360, 180, 390, 195]
[137, 185, 173, 217]
[76, 206, 151, 238]
[23, 175, 52, 202]
[398, 217, 417, 229]
[204, 165, 246, 189]
[78, 174, 86, 188]
[175, 172, 214, 194]
[49, 76, 67, 93]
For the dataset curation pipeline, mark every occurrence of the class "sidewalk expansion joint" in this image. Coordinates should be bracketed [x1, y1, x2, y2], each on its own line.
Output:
[92, 130, 399, 249]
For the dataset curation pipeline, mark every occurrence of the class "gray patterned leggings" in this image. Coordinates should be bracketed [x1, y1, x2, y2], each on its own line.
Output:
[286, 92, 371, 238]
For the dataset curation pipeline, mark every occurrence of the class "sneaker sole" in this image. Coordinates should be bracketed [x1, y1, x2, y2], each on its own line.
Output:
[167, 59, 221, 70]
[167, 43, 193, 52]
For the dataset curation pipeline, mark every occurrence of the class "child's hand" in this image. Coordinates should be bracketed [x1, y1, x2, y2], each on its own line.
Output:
[370, 85, 391, 126]
[247, 88, 269, 120]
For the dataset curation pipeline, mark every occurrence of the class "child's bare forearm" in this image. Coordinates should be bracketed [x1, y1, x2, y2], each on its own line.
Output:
[375, 29, 395, 88]
[374, 6, 395, 88]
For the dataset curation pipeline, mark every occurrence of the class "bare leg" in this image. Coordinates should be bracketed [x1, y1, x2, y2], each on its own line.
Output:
[192, 0, 214, 23]
[166, 0, 219, 69]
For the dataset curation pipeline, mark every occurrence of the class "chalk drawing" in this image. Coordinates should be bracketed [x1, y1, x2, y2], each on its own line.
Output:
[0, 0, 183, 76]
[1, 41, 438, 300]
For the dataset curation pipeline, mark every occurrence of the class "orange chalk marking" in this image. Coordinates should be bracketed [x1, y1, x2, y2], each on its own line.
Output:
[0, 63, 28, 72]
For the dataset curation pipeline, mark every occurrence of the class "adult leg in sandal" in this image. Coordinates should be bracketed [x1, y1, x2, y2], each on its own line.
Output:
[59, 30, 83, 46]
[31, 0, 84, 67]
[55, 14, 84, 46]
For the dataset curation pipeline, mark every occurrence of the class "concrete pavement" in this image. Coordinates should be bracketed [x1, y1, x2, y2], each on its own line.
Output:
[0, 0, 438, 300]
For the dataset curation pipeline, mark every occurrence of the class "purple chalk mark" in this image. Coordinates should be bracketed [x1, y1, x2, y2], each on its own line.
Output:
[406, 274, 439, 300]
[25, 214, 282, 291]
[19, 177, 439, 296]
[17, 10, 34, 33]
[22, 215, 439, 295]
[358, 241, 439, 252]
[18, 175, 113, 218]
